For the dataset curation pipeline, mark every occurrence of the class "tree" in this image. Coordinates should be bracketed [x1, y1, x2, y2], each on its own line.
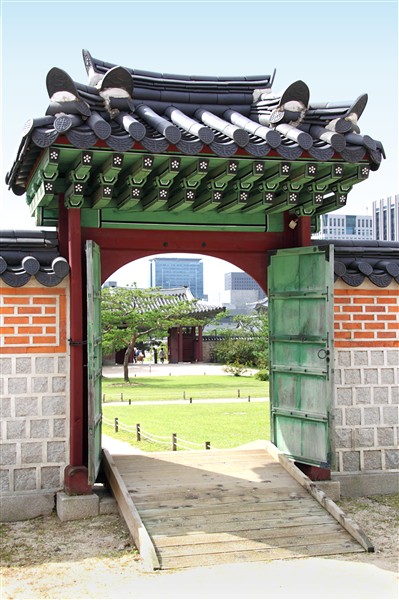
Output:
[212, 311, 269, 376]
[101, 286, 213, 382]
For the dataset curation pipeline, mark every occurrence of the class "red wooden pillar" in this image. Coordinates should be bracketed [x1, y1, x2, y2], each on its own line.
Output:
[64, 208, 91, 495]
[57, 195, 68, 259]
[196, 325, 203, 362]
[296, 216, 312, 247]
[178, 326, 183, 362]
[282, 214, 312, 248]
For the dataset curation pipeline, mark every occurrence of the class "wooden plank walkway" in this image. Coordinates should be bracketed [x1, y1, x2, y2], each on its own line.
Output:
[103, 445, 371, 570]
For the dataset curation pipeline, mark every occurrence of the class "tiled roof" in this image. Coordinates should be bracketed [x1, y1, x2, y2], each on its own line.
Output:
[316, 240, 399, 287]
[0, 230, 69, 287]
[6, 49, 384, 196]
[133, 286, 225, 318]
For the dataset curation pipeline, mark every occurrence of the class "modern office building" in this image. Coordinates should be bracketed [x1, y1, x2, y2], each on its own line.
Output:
[373, 195, 399, 241]
[313, 213, 373, 240]
[149, 257, 204, 299]
[224, 272, 264, 313]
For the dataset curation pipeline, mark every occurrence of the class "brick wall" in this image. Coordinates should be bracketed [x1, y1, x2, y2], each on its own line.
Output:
[0, 279, 69, 520]
[333, 279, 399, 493]
[334, 287, 398, 348]
[0, 287, 67, 353]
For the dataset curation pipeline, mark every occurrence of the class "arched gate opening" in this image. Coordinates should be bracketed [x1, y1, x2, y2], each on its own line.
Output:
[5, 50, 383, 495]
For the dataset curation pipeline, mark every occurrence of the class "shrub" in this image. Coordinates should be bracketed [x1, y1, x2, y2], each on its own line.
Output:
[213, 338, 257, 368]
[223, 362, 249, 377]
[255, 369, 269, 381]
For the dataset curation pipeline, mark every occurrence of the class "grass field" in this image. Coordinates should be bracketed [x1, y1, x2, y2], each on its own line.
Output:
[102, 375, 269, 403]
[102, 401, 270, 452]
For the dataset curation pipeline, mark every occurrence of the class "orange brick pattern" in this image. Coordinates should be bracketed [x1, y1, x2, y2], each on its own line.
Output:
[0, 288, 67, 354]
[334, 289, 399, 348]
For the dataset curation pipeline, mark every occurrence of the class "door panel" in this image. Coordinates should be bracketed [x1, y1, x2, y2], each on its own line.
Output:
[86, 240, 102, 485]
[268, 245, 334, 468]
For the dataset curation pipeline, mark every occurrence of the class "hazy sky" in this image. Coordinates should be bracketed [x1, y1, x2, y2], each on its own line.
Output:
[1, 1, 397, 298]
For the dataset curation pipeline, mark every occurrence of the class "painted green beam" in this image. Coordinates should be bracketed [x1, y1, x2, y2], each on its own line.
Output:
[241, 190, 275, 213]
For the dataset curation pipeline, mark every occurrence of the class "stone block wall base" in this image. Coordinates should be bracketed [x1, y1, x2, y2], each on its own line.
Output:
[93, 484, 118, 515]
[56, 491, 99, 521]
[315, 480, 341, 502]
[0, 493, 55, 522]
[333, 471, 399, 497]
[99, 495, 118, 515]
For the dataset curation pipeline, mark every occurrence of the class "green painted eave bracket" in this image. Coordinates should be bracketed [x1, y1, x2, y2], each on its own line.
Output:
[26, 143, 371, 230]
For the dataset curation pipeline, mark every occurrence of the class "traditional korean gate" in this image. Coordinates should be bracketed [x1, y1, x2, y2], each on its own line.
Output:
[268, 245, 334, 467]
[86, 240, 103, 484]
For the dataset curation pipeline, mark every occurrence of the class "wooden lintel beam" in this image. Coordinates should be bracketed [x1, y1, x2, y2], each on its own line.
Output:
[193, 189, 223, 212]
[314, 192, 348, 216]
[264, 190, 298, 214]
[289, 163, 318, 184]
[178, 158, 209, 186]
[29, 180, 55, 215]
[294, 191, 325, 216]
[91, 183, 114, 209]
[238, 160, 265, 186]
[334, 166, 369, 192]
[217, 197, 247, 213]
[141, 186, 169, 211]
[217, 188, 251, 213]
[97, 153, 124, 183]
[116, 186, 142, 210]
[72, 151, 93, 180]
[64, 181, 85, 208]
[241, 190, 275, 213]
[208, 160, 240, 186]
[168, 187, 196, 212]
[39, 146, 60, 178]
[150, 157, 181, 187]
[312, 164, 345, 191]
[263, 162, 291, 188]
[128, 155, 155, 185]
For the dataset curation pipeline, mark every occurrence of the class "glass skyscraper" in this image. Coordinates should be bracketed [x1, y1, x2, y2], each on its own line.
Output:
[149, 258, 204, 299]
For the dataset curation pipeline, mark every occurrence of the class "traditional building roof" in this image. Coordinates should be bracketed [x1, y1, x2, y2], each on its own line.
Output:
[317, 240, 399, 287]
[155, 287, 225, 318]
[5, 50, 385, 230]
[0, 230, 69, 287]
[110, 285, 224, 319]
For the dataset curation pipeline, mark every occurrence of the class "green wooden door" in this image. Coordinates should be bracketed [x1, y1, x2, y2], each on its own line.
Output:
[268, 245, 334, 467]
[86, 240, 102, 485]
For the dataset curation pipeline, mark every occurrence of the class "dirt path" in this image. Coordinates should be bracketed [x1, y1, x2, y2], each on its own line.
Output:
[1, 494, 397, 599]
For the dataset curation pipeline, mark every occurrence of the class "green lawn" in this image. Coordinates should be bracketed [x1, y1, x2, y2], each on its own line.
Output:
[102, 402, 270, 452]
[102, 375, 269, 403]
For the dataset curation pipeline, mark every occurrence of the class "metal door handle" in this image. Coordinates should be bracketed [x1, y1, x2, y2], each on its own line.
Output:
[317, 348, 330, 360]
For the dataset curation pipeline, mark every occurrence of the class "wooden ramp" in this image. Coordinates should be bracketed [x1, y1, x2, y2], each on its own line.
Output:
[103, 444, 373, 571]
